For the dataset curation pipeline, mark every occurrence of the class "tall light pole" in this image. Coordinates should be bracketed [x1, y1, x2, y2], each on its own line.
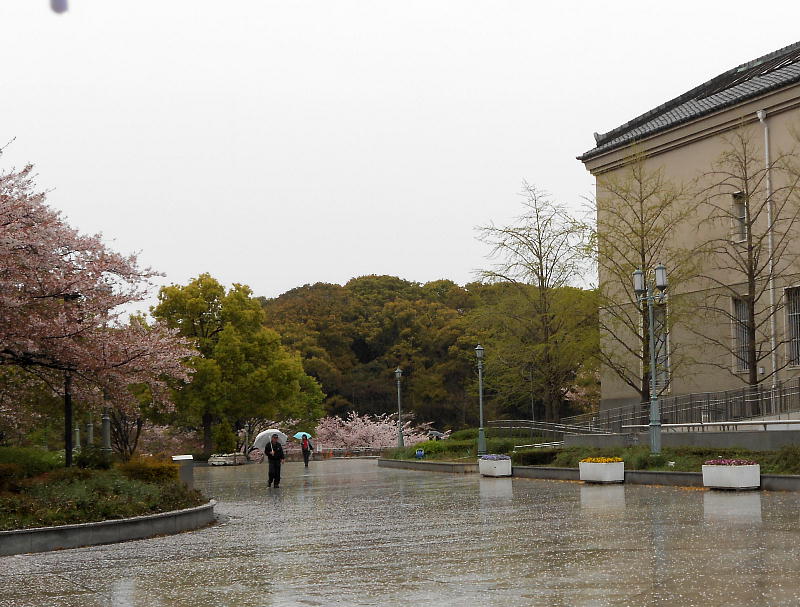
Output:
[633, 264, 668, 455]
[475, 345, 486, 455]
[395, 367, 404, 448]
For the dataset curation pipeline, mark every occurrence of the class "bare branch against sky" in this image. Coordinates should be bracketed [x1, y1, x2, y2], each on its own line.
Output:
[2, 1, 798, 312]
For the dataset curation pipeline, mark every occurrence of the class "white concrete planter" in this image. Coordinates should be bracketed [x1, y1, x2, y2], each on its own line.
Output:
[208, 453, 247, 466]
[579, 461, 624, 484]
[702, 464, 760, 490]
[479, 458, 512, 477]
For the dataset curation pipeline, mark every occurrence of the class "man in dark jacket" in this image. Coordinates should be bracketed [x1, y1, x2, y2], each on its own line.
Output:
[265, 434, 285, 488]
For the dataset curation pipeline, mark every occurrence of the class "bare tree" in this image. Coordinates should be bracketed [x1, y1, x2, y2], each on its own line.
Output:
[593, 153, 699, 403]
[477, 183, 594, 421]
[692, 126, 800, 386]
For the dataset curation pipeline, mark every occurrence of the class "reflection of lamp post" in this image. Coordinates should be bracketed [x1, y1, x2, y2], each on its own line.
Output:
[395, 367, 404, 448]
[475, 345, 486, 455]
[633, 264, 668, 455]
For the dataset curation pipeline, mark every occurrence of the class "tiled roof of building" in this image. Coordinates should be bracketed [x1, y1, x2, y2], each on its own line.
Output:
[579, 41, 800, 161]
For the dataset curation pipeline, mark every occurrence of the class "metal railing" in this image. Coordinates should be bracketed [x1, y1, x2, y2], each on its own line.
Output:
[487, 419, 614, 449]
[622, 419, 800, 431]
[562, 376, 800, 434]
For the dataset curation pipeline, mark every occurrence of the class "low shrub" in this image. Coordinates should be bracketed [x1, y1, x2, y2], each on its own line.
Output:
[0, 447, 61, 478]
[0, 463, 23, 492]
[448, 429, 477, 440]
[388, 436, 518, 461]
[117, 458, 178, 483]
[75, 446, 112, 470]
[41, 467, 95, 483]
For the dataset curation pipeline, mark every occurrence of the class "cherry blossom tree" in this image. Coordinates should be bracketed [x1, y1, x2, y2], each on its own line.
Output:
[314, 412, 431, 449]
[0, 162, 194, 463]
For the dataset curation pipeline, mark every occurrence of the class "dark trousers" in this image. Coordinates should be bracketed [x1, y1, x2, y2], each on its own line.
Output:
[268, 459, 282, 486]
[302, 449, 311, 467]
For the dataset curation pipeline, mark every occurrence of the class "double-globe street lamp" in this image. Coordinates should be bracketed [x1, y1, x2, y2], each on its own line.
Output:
[475, 344, 486, 455]
[395, 367, 404, 448]
[632, 264, 668, 455]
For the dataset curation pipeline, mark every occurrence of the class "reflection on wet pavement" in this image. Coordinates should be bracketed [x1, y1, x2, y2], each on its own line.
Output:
[3, 459, 800, 606]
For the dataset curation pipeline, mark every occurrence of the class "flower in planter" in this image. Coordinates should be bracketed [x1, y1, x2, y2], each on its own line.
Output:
[580, 457, 623, 463]
[703, 458, 758, 466]
[480, 454, 511, 461]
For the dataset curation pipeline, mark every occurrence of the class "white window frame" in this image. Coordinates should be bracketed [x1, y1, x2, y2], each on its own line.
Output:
[731, 191, 748, 243]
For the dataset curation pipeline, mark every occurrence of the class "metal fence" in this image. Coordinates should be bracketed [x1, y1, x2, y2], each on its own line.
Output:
[561, 376, 800, 434]
[487, 418, 614, 448]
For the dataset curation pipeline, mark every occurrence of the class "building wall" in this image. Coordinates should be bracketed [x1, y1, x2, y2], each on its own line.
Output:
[585, 82, 800, 410]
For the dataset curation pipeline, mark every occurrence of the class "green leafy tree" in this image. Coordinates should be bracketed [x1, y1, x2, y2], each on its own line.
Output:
[153, 274, 324, 455]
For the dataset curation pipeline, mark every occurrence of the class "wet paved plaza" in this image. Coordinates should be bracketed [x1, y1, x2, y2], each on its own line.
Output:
[3, 459, 800, 606]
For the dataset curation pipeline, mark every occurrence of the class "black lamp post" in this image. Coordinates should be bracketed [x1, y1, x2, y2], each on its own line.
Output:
[633, 263, 668, 455]
[475, 345, 486, 455]
[395, 367, 404, 448]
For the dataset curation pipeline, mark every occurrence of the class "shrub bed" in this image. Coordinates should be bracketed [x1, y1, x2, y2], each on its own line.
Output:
[0, 448, 205, 531]
[387, 437, 517, 461]
[510, 445, 800, 474]
[386, 441, 800, 474]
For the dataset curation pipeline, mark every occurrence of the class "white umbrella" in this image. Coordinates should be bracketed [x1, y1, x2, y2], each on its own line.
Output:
[253, 429, 288, 450]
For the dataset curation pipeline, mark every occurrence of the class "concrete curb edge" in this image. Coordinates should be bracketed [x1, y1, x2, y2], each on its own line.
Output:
[0, 500, 217, 557]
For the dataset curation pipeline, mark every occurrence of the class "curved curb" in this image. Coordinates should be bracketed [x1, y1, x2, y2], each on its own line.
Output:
[0, 500, 216, 557]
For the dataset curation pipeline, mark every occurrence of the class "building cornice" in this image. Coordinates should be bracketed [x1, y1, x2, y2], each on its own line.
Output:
[582, 83, 800, 176]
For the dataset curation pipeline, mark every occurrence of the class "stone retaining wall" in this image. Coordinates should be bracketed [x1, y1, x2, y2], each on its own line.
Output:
[0, 500, 216, 557]
[377, 459, 478, 473]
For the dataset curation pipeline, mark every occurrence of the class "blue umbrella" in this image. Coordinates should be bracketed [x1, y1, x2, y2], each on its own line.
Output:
[293, 432, 312, 439]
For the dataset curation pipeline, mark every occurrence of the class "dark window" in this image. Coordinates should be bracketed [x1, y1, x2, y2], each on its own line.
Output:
[787, 288, 800, 366]
[733, 297, 750, 372]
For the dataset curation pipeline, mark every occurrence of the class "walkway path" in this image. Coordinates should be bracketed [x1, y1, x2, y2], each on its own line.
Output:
[3, 459, 800, 605]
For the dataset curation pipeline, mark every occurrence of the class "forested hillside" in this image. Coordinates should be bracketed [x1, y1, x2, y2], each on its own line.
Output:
[260, 275, 598, 429]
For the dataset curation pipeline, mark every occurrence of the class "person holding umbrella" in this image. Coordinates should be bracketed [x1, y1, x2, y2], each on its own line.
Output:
[265, 433, 285, 488]
[295, 432, 314, 467]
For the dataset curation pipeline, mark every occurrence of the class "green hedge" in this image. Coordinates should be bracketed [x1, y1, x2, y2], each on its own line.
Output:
[387, 437, 518, 461]
[117, 458, 179, 483]
[0, 447, 61, 478]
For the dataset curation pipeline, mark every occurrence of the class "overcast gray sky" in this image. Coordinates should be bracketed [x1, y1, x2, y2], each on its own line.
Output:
[3, 1, 799, 312]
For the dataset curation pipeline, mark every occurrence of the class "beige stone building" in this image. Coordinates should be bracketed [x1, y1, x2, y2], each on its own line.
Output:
[580, 41, 800, 416]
